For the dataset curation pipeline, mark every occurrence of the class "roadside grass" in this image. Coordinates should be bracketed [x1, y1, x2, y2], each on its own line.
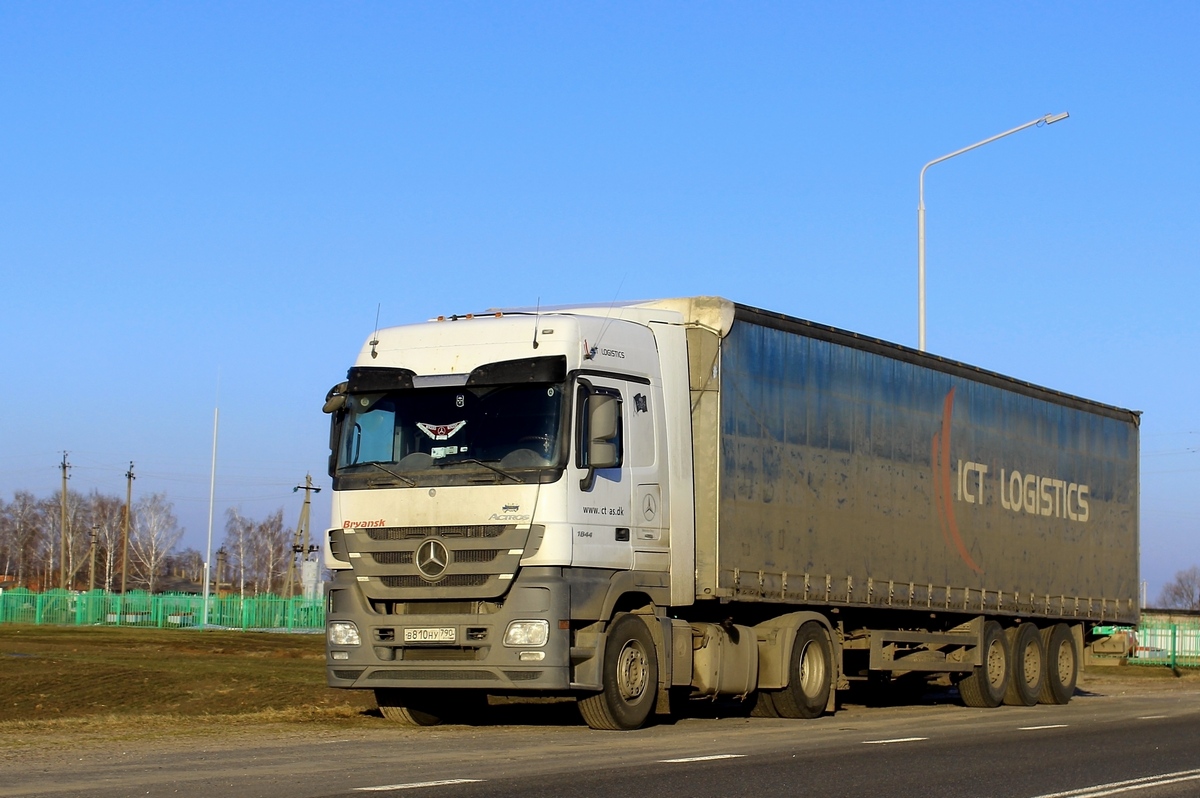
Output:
[0, 625, 375, 730]
[2, 624, 1195, 739]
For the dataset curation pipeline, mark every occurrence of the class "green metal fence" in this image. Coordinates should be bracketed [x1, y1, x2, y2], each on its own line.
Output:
[0, 588, 324, 631]
[1129, 620, 1200, 669]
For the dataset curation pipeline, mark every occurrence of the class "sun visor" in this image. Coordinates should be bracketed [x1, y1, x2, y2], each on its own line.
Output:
[465, 356, 567, 386]
[346, 367, 416, 392]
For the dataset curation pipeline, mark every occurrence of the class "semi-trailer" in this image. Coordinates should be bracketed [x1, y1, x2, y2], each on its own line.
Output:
[322, 296, 1139, 730]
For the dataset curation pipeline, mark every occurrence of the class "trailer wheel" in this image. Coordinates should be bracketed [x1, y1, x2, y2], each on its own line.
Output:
[770, 622, 832, 719]
[375, 689, 483, 726]
[1004, 623, 1046, 707]
[578, 614, 659, 730]
[1039, 624, 1078, 705]
[958, 620, 1008, 708]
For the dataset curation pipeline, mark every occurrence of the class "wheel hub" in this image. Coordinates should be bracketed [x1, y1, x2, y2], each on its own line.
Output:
[616, 640, 649, 701]
[986, 639, 1006, 687]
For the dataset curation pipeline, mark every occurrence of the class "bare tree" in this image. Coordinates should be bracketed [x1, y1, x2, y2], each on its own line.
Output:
[129, 493, 183, 593]
[1159, 566, 1200, 610]
[222, 508, 254, 598]
[164, 547, 204, 583]
[85, 491, 125, 591]
[219, 507, 293, 596]
[252, 509, 291, 595]
[59, 489, 91, 589]
[4, 492, 46, 587]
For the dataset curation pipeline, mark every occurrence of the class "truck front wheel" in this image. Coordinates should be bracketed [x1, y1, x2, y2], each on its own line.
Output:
[770, 622, 832, 719]
[578, 614, 659, 731]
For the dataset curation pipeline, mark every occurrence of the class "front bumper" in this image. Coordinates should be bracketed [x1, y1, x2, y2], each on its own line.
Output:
[325, 566, 571, 691]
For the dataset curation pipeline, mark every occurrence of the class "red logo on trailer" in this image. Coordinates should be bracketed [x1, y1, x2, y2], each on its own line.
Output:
[931, 388, 983, 575]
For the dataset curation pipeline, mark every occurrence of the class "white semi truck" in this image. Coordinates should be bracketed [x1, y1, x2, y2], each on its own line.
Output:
[322, 297, 1139, 730]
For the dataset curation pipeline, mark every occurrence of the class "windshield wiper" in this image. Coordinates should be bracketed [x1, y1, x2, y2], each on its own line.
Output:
[366, 461, 417, 487]
[432, 457, 522, 483]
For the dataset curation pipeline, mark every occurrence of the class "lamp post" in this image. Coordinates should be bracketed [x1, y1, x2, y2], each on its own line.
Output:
[917, 112, 1069, 352]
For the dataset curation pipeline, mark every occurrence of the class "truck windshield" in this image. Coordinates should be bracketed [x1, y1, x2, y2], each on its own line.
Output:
[334, 382, 566, 486]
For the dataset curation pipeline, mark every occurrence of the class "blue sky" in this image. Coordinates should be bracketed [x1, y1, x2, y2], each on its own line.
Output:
[1, 3, 1196, 599]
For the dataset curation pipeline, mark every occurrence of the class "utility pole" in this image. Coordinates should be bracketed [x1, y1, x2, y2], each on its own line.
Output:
[120, 462, 135, 594]
[284, 474, 321, 597]
[59, 453, 70, 590]
[215, 548, 227, 597]
[89, 526, 98, 591]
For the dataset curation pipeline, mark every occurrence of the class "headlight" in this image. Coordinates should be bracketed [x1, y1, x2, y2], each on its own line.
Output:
[327, 621, 361, 646]
[503, 620, 549, 647]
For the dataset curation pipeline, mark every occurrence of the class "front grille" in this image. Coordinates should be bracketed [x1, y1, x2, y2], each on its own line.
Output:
[369, 600, 501, 616]
[403, 601, 475, 615]
[453, 549, 500, 564]
[332, 669, 365, 680]
[401, 648, 481, 661]
[381, 574, 490, 588]
[368, 669, 499, 681]
[367, 525, 504, 541]
[371, 551, 413, 565]
[502, 671, 542, 681]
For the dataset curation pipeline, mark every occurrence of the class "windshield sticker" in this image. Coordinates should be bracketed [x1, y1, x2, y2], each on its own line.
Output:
[417, 421, 467, 440]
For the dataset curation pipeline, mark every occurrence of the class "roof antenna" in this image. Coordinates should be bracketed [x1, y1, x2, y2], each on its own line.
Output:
[532, 297, 541, 350]
[369, 304, 381, 359]
[587, 273, 627, 359]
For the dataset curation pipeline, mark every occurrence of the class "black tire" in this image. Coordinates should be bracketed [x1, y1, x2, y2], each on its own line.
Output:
[375, 689, 484, 726]
[1004, 623, 1046, 707]
[750, 690, 782, 718]
[959, 620, 1008, 708]
[578, 614, 659, 731]
[1039, 624, 1078, 705]
[770, 622, 832, 719]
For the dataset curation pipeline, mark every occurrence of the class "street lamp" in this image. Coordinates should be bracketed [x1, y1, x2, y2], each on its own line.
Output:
[917, 112, 1069, 352]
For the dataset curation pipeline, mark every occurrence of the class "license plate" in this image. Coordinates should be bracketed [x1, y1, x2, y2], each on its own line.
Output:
[404, 626, 456, 643]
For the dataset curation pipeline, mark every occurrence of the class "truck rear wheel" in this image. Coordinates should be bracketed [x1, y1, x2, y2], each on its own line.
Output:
[1003, 623, 1045, 707]
[958, 620, 1008, 708]
[1039, 624, 1078, 705]
[578, 614, 659, 731]
[750, 690, 782, 717]
[375, 689, 442, 726]
[769, 622, 832, 719]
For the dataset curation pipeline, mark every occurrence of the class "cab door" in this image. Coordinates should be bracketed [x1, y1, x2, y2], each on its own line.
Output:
[569, 376, 633, 569]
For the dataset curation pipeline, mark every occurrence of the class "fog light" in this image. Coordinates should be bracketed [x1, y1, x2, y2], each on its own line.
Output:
[331, 651, 350, 661]
[519, 651, 545, 662]
[503, 620, 549, 647]
[328, 621, 361, 646]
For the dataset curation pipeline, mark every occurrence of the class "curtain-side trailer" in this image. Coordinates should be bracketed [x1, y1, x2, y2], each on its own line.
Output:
[322, 297, 1139, 730]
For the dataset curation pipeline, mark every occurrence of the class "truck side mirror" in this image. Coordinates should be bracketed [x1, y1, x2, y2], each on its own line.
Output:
[579, 391, 621, 490]
[323, 381, 348, 414]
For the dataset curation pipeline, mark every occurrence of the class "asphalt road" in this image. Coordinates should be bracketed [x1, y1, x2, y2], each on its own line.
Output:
[6, 678, 1200, 798]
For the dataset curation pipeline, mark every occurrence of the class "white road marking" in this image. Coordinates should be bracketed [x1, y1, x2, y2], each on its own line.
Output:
[355, 779, 485, 791]
[660, 754, 746, 763]
[862, 737, 928, 745]
[1136, 714, 1167, 720]
[1019, 724, 1069, 730]
[1028, 768, 1200, 798]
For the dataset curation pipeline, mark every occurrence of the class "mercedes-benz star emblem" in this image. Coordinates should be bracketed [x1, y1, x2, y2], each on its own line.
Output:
[415, 538, 449, 580]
